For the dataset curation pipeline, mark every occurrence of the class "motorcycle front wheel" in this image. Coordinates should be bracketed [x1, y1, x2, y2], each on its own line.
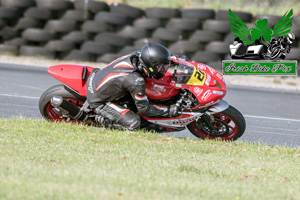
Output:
[269, 47, 281, 59]
[187, 105, 246, 141]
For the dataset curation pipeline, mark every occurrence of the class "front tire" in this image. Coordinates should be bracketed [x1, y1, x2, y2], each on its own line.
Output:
[187, 105, 246, 141]
[39, 84, 86, 121]
[270, 47, 281, 59]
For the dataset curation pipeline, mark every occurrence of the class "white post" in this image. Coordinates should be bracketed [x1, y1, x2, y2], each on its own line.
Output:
[84, 0, 89, 19]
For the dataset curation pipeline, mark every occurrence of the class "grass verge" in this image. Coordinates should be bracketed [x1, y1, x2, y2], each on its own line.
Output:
[0, 118, 300, 200]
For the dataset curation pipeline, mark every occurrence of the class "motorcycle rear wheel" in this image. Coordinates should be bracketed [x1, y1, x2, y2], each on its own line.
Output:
[39, 84, 85, 121]
[187, 105, 246, 141]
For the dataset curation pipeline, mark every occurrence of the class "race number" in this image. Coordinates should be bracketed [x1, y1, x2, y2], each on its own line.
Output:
[194, 68, 205, 81]
[187, 67, 206, 86]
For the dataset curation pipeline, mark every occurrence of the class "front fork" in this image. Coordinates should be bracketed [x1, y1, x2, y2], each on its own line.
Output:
[200, 112, 217, 132]
[197, 100, 230, 132]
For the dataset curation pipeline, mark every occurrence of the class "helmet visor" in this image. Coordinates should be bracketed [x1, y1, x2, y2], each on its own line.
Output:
[157, 61, 170, 75]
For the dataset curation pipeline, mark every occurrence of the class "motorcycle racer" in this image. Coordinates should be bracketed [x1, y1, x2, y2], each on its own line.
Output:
[86, 43, 180, 130]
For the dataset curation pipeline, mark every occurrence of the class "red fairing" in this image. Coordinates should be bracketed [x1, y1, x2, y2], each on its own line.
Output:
[187, 62, 227, 109]
[145, 71, 180, 100]
[48, 64, 94, 97]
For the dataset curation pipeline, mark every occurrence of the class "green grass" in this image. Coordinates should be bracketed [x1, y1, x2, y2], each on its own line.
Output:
[1, 118, 300, 200]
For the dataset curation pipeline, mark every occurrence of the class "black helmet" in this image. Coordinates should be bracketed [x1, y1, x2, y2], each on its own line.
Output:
[287, 33, 295, 44]
[139, 43, 171, 79]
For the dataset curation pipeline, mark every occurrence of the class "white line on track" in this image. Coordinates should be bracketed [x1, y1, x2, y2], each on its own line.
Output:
[0, 93, 39, 99]
[247, 130, 300, 137]
[244, 115, 300, 123]
[247, 125, 299, 132]
[0, 102, 36, 108]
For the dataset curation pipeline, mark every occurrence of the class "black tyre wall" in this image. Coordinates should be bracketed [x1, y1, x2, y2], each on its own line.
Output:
[81, 41, 111, 55]
[24, 7, 51, 20]
[62, 31, 88, 43]
[45, 20, 77, 33]
[118, 26, 146, 39]
[145, 7, 180, 19]
[14, 17, 42, 30]
[20, 45, 55, 58]
[36, 0, 72, 11]
[45, 40, 75, 52]
[192, 51, 222, 63]
[181, 9, 215, 20]
[95, 12, 130, 25]
[1, 0, 35, 8]
[94, 32, 132, 47]
[189, 30, 223, 42]
[133, 18, 162, 30]
[64, 50, 91, 61]
[74, 0, 109, 13]
[110, 3, 145, 19]
[217, 10, 252, 22]
[22, 28, 54, 42]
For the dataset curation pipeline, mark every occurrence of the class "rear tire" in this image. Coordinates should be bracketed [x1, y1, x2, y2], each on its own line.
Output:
[39, 84, 86, 121]
[187, 105, 246, 141]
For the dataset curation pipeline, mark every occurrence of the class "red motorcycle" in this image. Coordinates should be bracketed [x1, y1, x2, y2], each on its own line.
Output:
[39, 57, 246, 141]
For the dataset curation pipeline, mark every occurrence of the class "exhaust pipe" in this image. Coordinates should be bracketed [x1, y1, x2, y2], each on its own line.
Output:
[51, 96, 88, 121]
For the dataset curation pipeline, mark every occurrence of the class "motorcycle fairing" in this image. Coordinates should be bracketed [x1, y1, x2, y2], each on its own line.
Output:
[207, 100, 229, 114]
[145, 71, 180, 100]
[169, 60, 227, 110]
[140, 112, 203, 128]
[140, 100, 229, 129]
[48, 64, 94, 97]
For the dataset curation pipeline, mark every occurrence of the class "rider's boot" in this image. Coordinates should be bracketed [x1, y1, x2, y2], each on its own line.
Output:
[95, 115, 128, 130]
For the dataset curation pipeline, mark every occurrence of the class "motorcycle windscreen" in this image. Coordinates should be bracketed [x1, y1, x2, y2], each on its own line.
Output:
[174, 63, 206, 86]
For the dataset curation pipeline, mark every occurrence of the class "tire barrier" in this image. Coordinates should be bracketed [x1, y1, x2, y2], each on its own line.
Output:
[254, 14, 282, 28]
[181, 9, 215, 20]
[145, 7, 180, 19]
[110, 3, 145, 20]
[74, 0, 109, 13]
[216, 10, 252, 22]
[36, 0, 72, 11]
[0, 0, 299, 75]
[19, 45, 54, 58]
[62, 31, 88, 44]
[169, 40, 203, 58]
[24, 7, 51, 20]
[45, 40, 75, 52]
[14, 17, 42, 30]
[118, 26, 147, 39]
[45, 20, 77, 33]
[1, 0, 35, 8]
[0, 44, 18, 55]
[4, 37, 26, 47]
[22, 28, 53, 42]
[61, 10, 87, 22]
[80, 41, 111, 55]
[134, 38, 164, 49]
[205, 41, 229, 54]
[81, 20, 108, 34]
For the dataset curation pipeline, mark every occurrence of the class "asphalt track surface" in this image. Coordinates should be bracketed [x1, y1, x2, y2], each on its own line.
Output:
[0, 63, 300, 147]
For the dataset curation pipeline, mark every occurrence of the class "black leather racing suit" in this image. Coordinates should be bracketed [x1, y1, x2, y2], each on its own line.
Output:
[86, 51, 169, 130]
